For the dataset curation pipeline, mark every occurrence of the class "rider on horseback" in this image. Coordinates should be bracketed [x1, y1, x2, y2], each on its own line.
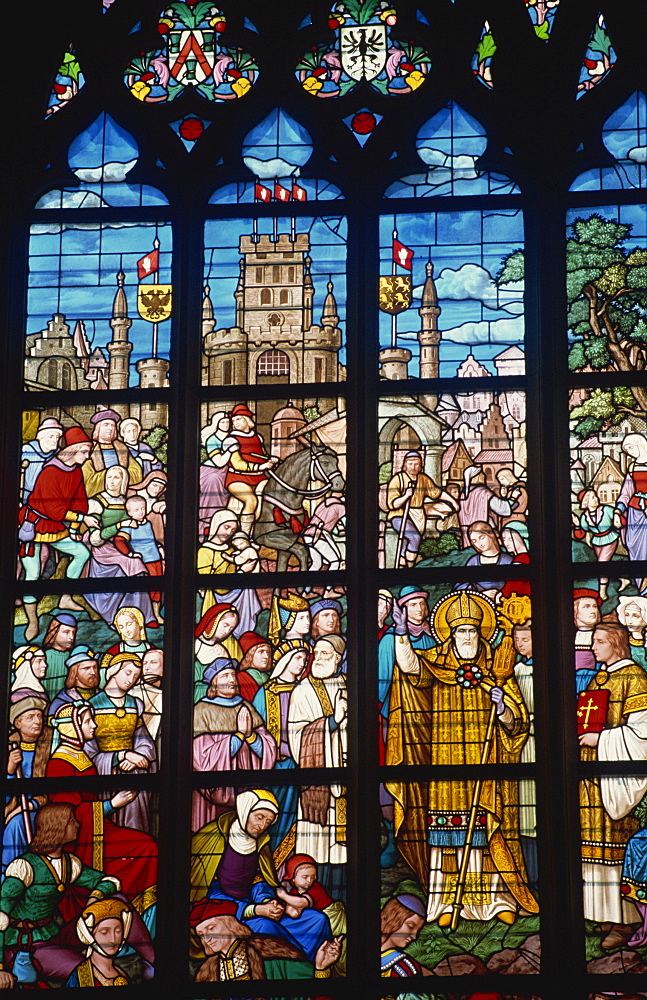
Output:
[224, 405, 277, 538]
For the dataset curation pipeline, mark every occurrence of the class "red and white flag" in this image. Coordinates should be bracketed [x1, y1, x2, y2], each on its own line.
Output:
[292, 181, 308, 202]
[254, 182, 272, 203]
[137, 248, 159, 280]
[274, 182, 291, 203]
[393, 238, 414, 271]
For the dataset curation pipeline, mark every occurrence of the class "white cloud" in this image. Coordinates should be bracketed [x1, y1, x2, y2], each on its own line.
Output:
[440, 315, 524, 344]
[73, 159, 137, 183]
[243, 155, 299, 179]
[417, 147, 480, 184]
[628, 145, 647, 164]
[433, 263, 523, 314]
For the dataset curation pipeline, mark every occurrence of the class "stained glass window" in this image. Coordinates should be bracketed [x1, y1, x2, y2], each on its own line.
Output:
[1, 2, 646, 998]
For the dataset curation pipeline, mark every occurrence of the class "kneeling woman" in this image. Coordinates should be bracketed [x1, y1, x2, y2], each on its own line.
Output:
[191, 789, 334, 965]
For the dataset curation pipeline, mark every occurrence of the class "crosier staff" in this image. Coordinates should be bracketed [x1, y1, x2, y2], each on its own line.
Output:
[449, 594, 531, 932]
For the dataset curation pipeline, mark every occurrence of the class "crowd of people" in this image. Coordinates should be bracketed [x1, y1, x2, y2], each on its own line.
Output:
[198, 406, 346, 573]
[377, 576, 647, 972]
[18, 411, 167, 642]
[3, 606, 162, 987]
[572, 431, 647, 596]
[380, 455, 528, 569]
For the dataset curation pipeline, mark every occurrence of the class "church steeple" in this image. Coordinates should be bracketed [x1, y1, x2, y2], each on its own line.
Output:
[321, 279, 339, 328]
[107, 270, 133, 389]
[418, 260, 441, 379]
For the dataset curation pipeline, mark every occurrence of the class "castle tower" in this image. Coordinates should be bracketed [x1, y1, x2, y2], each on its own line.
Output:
[379, 346, 411, 380]
[418, 261, 441, 379]
[24, 313, 91, 391]
[107, 271, 133, 390]
[202, 228, 342, 386]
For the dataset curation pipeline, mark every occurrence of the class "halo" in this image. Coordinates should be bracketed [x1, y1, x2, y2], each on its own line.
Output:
[431, 591, 498, 644]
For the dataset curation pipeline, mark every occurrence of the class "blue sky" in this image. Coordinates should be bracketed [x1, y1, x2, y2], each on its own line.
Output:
[204, 215, 347, 368]
[380, 208, 524, 376]
[28, 221, 172, 383]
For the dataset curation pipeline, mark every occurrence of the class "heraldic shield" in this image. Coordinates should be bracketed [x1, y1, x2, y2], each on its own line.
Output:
[168, 28, 216, 86]
[138, 285, 172, 322]
[378, 275, 412, 315]
[340, 23, 387, 82]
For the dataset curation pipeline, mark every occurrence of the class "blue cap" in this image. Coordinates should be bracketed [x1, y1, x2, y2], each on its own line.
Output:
[310, 599, 342, 618]
[202, 656, 236, 685]
[51, 611, 77, 627]
[397, 585, 428, 607]
[395, 893, 426, 918]
[66, 644, 96, 668]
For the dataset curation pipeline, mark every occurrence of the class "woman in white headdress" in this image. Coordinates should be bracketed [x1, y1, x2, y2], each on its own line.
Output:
[618, 595, 647, 670]
[190, 789, 337, 965]
[66, 898, 132, 986]
[11, 645, 48, 705]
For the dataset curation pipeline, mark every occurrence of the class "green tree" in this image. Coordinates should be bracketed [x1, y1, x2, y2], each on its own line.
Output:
[569, 387, 637, 440]
[497, 214, 647, 410]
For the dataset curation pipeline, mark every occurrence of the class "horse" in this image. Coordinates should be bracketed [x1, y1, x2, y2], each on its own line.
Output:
[254, 443, 345, 572]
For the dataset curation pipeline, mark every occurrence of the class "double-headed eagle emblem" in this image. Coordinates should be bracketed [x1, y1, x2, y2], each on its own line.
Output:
[137, 285, 172, 323]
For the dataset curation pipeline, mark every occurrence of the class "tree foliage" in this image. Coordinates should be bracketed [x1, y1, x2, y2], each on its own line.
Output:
[570, 387, 637, 439]
[497, 213, 647, 411]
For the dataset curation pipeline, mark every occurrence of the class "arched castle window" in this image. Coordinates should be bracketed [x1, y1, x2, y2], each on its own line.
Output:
[256, 348, 290, 378]
[2, 5, 646, 1000]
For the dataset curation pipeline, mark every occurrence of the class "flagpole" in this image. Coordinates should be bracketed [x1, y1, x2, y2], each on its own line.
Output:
[391, 228, 398, 348]
[273, 179, 278, 243]
[253, 182, 258, 243]
[151, 236, 160, 359]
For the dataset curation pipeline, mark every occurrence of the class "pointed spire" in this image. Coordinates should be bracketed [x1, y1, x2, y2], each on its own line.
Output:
[418, 258, 441, 379]
[421, 261, 438, 308]
[72, 319, 90, 370]
[321, 279, 339, 328]
[202, 283, 214, 321]
[112, 270, 129, 319]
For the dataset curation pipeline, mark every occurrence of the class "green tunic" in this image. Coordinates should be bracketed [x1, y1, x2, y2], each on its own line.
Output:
[0, 852, 119, 950]
[43, 649, 70, 702]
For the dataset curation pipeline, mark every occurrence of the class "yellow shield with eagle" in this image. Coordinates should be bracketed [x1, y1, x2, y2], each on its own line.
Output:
[137, 284, 172, 322]
[378, 274, 412, 314]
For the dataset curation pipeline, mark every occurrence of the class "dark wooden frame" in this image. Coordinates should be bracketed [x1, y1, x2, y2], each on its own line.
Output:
[0, 1, 646, 997]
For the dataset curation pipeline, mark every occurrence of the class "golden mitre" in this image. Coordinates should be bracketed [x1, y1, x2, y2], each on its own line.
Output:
[431, 591, 498, 644]
[279, 592, 310, 612]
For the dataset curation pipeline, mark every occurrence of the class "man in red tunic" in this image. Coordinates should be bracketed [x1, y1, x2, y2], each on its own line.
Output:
[223, 405, 277, 537]
[18, 426, 97, 640]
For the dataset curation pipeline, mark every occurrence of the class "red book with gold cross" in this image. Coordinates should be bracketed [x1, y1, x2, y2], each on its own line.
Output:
[577, 689, 609, 735]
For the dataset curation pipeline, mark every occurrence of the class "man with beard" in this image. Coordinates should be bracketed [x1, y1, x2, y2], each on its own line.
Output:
[82, 409, 142, 499]
[42, 612, 78, 702]
[385, 592, 535, 926]
[386, 451, 458, 567]
[288, 635, 347, 895]
[49, 645, 100, 719]
[192, 661, 276, 774]
[4, 697, 52, 870]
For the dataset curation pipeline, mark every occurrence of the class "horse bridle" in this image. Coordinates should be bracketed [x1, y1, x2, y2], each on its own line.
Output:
[267, 450, 338, 500]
